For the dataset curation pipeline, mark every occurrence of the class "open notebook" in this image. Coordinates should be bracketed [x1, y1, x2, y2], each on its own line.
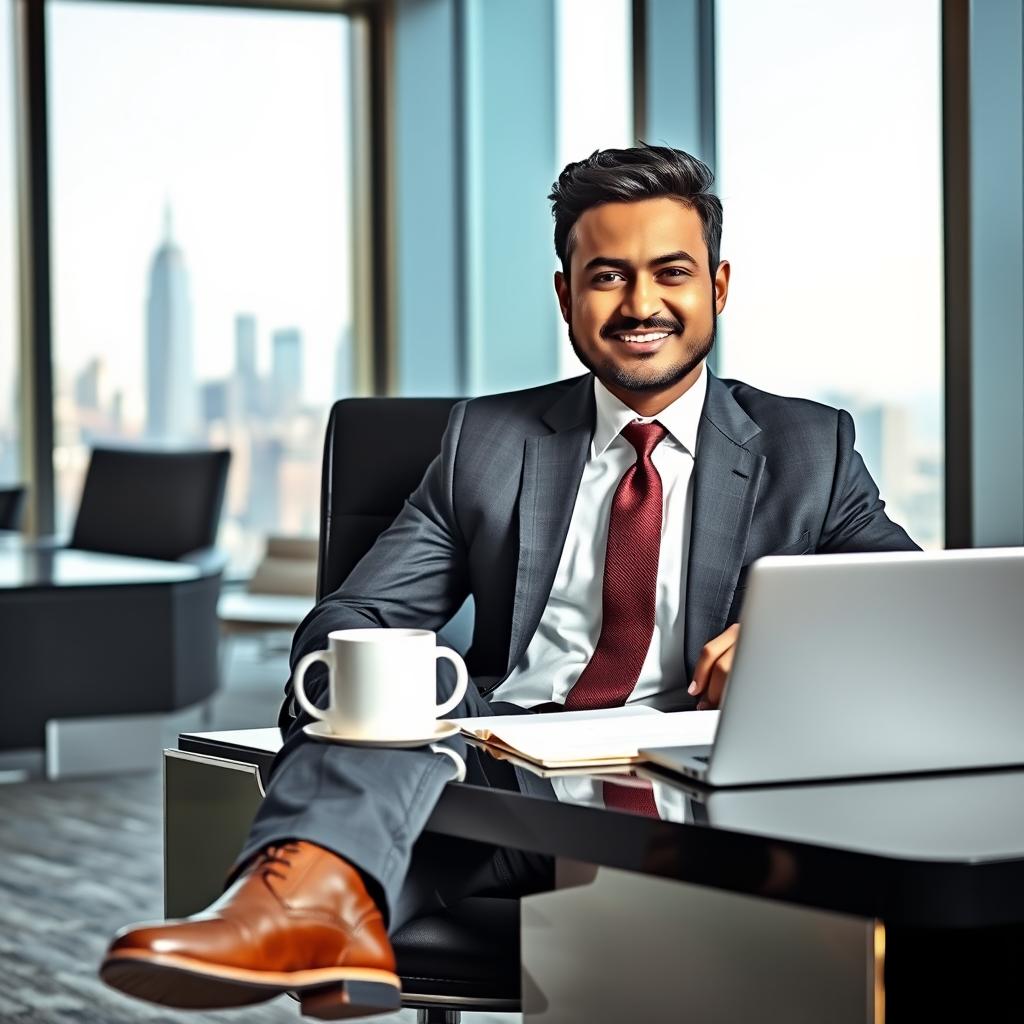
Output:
[453, 705, 720, 769]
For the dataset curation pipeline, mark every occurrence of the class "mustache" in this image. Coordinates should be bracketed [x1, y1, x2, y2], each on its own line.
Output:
[600, 315, 683, 339]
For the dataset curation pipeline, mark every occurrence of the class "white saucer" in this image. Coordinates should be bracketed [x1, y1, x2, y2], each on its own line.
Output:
[303, 719, 460, 748]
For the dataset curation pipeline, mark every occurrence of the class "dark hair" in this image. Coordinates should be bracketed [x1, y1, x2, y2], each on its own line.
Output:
[549, 144, 723, 281]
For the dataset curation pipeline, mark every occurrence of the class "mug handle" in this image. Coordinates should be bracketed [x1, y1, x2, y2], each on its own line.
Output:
[292, 649, 334, 722]
[434, 647, 469, 717]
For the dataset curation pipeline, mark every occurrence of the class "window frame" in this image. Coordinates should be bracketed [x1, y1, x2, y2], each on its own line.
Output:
[12, 0, 387, 537]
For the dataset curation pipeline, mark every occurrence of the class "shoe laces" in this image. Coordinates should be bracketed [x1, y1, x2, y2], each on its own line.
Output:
[254, 842, 302, 882]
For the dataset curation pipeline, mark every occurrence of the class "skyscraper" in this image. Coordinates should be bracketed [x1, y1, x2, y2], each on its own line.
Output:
[235, 313, 260, 415]
[145, 206, 197, 442]
[74, 356, 109, 412]
[270, 328, 303, 413]
[247, 435, 284, 531]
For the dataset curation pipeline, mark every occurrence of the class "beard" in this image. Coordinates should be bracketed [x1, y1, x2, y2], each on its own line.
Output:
[568, 311, 717, 394]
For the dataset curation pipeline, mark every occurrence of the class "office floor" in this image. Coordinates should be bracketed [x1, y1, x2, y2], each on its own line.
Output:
[0, 635, 516, 1024]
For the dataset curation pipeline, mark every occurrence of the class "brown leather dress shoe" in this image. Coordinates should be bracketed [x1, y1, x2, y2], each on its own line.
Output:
[99, 841, 400, 1020]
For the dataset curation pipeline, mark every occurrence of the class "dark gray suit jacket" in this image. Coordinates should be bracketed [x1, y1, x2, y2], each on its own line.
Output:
[290, 372, 918, 709]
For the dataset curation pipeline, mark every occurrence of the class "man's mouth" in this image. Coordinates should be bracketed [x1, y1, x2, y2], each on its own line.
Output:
[607, 327, 679, 354]
[613, 329, 674, 344]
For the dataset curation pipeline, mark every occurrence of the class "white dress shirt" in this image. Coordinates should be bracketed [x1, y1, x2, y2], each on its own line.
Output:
[493, 363, 707, 711]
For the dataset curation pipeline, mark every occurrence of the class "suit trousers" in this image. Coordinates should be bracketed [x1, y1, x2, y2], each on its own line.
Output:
[234, 670, 554, 932]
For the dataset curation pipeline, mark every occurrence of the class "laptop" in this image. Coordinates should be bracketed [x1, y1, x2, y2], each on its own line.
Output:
[641, 547, 1024, 787]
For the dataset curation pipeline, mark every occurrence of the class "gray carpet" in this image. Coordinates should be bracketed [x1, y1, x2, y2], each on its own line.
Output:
[0, 636, 515, 1024]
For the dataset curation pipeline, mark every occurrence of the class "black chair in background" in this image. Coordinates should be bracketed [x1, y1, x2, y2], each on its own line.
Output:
[0, 486, 27, 530]
[71, 447, 230, 567]
[308, 398, 519, 1022]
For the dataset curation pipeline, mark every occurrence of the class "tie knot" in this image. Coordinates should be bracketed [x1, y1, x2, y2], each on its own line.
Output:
[621, 420, 667, 460]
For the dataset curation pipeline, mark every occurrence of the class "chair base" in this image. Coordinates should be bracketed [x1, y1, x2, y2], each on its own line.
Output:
[0, 746, 45, 783]
[416, 1010, 461, 1023]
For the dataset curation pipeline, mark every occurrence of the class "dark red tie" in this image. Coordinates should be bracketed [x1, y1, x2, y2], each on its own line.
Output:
[564, 420, 668, 711]
[603, 778, 661, 818]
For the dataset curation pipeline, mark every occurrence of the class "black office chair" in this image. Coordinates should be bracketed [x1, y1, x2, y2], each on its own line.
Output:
[0, 485, 27, 531]
[304, 398, 520, 1023]
[71, 447, 230, 566]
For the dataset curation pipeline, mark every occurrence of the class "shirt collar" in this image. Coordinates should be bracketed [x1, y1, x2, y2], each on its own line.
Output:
[591, 362, 708, 458]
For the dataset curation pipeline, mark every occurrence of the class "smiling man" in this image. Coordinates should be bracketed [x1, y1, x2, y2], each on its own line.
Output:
[558, 194, 724, 415]
[100, 145, 918, 1018]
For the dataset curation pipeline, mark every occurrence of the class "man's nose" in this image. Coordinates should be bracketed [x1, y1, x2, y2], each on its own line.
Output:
[619, 276, 662, 322]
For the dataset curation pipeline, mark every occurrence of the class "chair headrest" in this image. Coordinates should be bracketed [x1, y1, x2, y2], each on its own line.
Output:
[316, 398, 459, 599]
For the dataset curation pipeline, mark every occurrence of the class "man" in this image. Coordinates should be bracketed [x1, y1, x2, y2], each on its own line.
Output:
[100, 145, 917, 1017]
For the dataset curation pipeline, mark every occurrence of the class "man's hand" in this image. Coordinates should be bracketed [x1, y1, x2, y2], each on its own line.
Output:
[688, 623, 740, 710]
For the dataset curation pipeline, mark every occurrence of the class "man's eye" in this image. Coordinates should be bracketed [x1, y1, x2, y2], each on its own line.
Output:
[592, 273, 622, 285]
[659, 267, 689, 279]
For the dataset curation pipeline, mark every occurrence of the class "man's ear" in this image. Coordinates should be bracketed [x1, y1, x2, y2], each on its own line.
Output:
[554, 271, 571, 324]
[714, 260, 731, 315]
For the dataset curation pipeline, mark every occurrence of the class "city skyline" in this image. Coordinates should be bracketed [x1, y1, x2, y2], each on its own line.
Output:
[3, 0, 945, 553]
[54, 209, 355, 568]
[28, 194, 947, 553]
[54, 198, 940, 557]
[44, 1, 353, 426]
[60, 210, 349, 428]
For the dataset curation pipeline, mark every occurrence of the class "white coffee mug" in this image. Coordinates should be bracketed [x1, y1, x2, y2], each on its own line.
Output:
[291, 628, 469, 739]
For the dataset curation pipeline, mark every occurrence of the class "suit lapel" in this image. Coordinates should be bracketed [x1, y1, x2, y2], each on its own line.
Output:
[506, 377, 594, 674]
[684, 374, 765, 676]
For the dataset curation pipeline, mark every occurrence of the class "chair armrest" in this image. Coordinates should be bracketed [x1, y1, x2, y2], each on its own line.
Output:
[179, 546, 229, 576]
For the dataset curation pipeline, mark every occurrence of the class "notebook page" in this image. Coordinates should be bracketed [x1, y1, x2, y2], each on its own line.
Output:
[456, 707, 720, 766]
[456, 704, 658, 739]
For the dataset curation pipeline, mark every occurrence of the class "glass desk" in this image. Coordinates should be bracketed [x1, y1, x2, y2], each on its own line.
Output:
[170, 727, 1024, 1023]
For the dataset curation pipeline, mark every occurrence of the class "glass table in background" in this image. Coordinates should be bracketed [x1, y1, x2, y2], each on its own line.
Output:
[0, 530, 199, 589]
[1, 531, 213, 774]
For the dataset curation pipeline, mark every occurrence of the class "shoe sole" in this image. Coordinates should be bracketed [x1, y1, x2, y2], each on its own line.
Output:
[100, 949, 402, 1019]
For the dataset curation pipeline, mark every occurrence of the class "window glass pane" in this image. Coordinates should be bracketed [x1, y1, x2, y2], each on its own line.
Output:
[48, 1, 354, 570]
[715, 0, 944, 548]
[0, 0, 18, 485]
[555, 0, 633, 378]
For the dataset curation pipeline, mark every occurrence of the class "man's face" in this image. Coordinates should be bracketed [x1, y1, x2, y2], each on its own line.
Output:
[554, 197, 730, 414]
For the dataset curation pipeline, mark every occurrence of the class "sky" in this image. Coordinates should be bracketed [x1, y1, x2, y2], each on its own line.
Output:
[22, 1, 352, 426]
[715, 0, 944, 410]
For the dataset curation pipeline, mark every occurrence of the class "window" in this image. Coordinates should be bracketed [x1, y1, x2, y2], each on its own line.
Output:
[555, 0, 633, 378]
[715, 0, 944, 548]
[47, 1, 354, 569]
[0, 0, 18, 485]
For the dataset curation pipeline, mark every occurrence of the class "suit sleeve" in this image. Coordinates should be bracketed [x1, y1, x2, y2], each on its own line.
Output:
[286, 401, 472, 703]
[818, 409, 921, 553]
